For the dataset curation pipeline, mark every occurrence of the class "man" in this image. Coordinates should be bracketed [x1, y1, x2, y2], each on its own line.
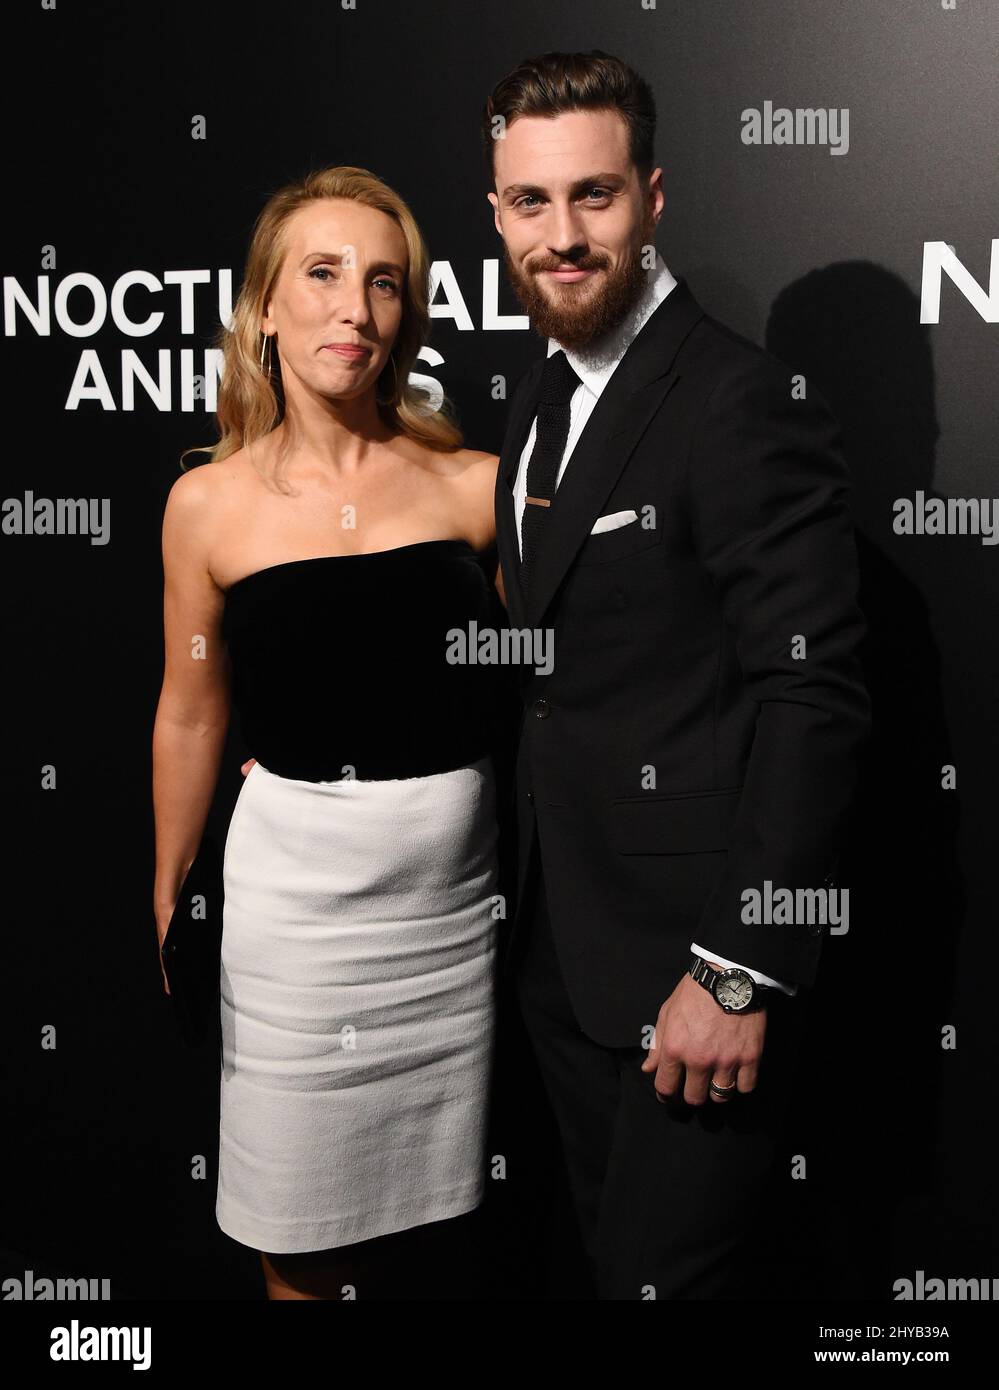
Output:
[482, 51, 870, 1298]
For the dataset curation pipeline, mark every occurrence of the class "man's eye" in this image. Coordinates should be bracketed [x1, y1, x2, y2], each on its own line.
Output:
[514, 189, 609, 209]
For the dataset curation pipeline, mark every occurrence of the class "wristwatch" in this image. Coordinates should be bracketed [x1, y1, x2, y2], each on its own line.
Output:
[688, 955, 772, 1013]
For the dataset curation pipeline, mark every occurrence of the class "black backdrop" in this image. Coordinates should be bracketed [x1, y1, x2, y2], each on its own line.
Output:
[4, 0, 997, 1311]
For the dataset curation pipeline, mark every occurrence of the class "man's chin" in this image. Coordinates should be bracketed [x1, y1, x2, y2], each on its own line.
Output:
[528, 278, 604, 345]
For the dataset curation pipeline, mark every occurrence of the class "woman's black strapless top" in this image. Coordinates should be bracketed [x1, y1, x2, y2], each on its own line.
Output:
[221, 539, 514, 782]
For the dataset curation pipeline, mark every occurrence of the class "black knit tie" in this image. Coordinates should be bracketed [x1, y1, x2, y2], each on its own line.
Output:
[520, 349, 581, 599]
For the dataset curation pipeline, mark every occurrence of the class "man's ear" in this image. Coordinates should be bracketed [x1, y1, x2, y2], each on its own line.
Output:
[486, 191, 501, 237]
[647, 166, 666, 227]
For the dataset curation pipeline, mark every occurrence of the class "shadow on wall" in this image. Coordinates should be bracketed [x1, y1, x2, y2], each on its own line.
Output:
[694, 262, 968, 1296]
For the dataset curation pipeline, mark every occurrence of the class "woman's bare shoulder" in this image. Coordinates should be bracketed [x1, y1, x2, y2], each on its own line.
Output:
[166, 445, 258, 514]
[405, 437, 498, 480]
[448, 447, 501, 483]
[461, 447, 501, 469]
[162, 448, 256, 588]
[448, 450, 499, 551]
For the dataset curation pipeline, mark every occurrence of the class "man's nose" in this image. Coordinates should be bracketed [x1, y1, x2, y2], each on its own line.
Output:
[546, 201, 587, 256]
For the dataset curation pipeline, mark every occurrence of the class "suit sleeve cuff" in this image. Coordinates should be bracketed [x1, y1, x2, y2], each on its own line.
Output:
[690, 943, 798, 997]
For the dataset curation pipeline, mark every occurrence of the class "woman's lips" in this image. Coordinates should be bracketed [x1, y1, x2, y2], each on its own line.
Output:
[323, 344, 371, 360]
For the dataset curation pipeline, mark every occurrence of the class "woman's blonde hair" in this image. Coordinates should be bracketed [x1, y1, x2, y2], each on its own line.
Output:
[180, 165, 462, 471]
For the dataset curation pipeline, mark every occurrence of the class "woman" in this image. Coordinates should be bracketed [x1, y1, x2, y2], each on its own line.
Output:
[151, 166, 513, 1299]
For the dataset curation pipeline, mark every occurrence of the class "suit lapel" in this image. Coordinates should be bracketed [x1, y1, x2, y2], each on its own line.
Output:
[495, 276, 705, 631]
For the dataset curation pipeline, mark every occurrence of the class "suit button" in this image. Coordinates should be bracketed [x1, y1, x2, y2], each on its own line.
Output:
[527, 790, 535, 805]
[533, 697, 550, 719]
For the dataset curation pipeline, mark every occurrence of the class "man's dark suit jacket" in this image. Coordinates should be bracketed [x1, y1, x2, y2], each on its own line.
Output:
[494, 276, 871, 1048]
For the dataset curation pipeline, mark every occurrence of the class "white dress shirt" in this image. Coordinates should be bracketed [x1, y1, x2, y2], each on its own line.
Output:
[512, 250, 796, 998]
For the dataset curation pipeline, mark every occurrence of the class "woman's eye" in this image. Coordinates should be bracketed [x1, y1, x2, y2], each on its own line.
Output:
[309, 267, 397, 294]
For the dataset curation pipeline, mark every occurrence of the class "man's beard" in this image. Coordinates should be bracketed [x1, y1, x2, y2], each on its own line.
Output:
[502, 219, 656, 353]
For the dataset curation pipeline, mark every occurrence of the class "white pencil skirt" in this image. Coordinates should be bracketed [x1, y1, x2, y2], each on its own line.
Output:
[216, 755, 499, 1254]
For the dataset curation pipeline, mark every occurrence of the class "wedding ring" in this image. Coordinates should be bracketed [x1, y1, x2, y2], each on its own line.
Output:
[709, 1080, 737, 1099]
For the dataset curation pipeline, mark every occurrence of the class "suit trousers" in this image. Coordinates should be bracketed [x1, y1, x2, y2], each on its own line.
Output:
[512, 829, 807, 1299]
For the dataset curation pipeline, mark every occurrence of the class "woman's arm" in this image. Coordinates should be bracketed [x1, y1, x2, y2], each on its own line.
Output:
[459, 450, 506, 607]
[151, 466, 231, 966]
[494, 559, 506, 609]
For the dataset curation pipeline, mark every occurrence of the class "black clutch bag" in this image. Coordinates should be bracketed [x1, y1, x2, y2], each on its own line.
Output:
[160, 834, 224, 1047]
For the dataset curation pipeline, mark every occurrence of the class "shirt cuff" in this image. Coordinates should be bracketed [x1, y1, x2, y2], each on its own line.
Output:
[689, 943, 798, 997]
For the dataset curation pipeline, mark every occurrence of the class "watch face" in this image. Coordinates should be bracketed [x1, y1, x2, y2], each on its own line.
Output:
[715, 970, 754, 1011]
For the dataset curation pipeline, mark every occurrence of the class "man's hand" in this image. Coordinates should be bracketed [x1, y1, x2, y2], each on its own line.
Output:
[641, 964, 767, 1105]
[240, 758, 256, 776]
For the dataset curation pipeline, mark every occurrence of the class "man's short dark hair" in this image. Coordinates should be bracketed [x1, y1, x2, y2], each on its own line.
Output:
[481, 50, 657, 187]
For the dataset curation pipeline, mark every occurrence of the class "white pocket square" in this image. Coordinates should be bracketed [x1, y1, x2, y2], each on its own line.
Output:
[590, 508, 638, 535]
